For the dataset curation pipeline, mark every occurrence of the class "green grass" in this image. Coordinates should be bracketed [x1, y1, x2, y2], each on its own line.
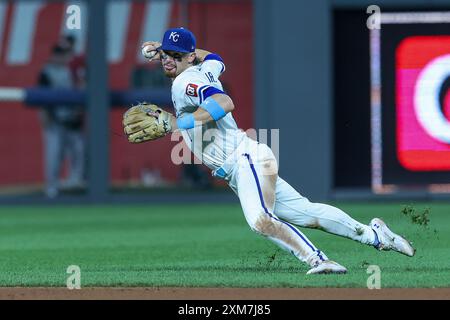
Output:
[0, 202, 449, 288]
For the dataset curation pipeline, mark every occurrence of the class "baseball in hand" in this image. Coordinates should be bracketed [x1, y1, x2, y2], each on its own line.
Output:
[142, 45, 157, 59]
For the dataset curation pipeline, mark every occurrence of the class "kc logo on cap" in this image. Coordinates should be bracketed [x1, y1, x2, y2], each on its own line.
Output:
[169, 32, 180, 42]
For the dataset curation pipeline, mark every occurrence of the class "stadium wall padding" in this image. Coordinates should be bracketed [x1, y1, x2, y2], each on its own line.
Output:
[0, 1, 253, 186]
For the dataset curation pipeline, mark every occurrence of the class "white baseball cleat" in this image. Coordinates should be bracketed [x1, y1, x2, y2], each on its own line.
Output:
[306, 260, 347, 275]
[370, 218, 415, 257]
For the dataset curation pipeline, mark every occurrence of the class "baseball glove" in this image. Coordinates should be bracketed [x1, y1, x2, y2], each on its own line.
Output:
[123, 102, 173, 143]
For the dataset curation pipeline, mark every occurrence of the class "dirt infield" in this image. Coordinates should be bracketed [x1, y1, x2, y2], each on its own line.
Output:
[0, 287, 449, 300]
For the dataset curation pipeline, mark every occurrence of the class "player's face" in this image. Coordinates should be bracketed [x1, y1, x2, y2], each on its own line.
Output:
[160, 50, 193, 78]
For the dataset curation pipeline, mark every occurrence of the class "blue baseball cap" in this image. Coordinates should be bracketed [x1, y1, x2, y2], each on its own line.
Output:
[159, 27, 196, 53]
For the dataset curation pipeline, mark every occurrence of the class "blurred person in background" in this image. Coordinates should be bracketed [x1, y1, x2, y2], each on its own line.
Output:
[37, 43, 85, 198]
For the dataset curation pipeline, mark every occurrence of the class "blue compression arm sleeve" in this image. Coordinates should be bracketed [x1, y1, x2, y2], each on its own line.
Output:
[200, 97, 227, 121]
[176, 114, 195, 130]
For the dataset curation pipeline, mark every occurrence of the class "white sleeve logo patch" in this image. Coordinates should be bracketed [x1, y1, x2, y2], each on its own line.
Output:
[186, 83, 198, 97]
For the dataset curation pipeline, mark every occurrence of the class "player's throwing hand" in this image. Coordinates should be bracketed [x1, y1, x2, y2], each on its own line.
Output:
[141, 41, 162, 61]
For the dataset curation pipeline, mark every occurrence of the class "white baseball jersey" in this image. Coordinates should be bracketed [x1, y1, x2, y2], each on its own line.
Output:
[171, 56, 246, 171]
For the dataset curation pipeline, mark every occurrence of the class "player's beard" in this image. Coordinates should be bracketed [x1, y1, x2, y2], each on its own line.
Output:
[163, 62, 177, 78]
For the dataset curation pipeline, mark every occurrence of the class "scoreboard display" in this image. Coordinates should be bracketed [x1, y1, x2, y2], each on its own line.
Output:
[371, 12, 450, 193]
[334, 10, 450, 194]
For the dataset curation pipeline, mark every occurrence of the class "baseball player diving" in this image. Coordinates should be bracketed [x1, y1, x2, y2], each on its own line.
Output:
[122, 27, 415, 274]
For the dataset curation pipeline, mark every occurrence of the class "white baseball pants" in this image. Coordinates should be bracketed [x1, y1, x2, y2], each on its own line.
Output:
[219, 137, 376, 267]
